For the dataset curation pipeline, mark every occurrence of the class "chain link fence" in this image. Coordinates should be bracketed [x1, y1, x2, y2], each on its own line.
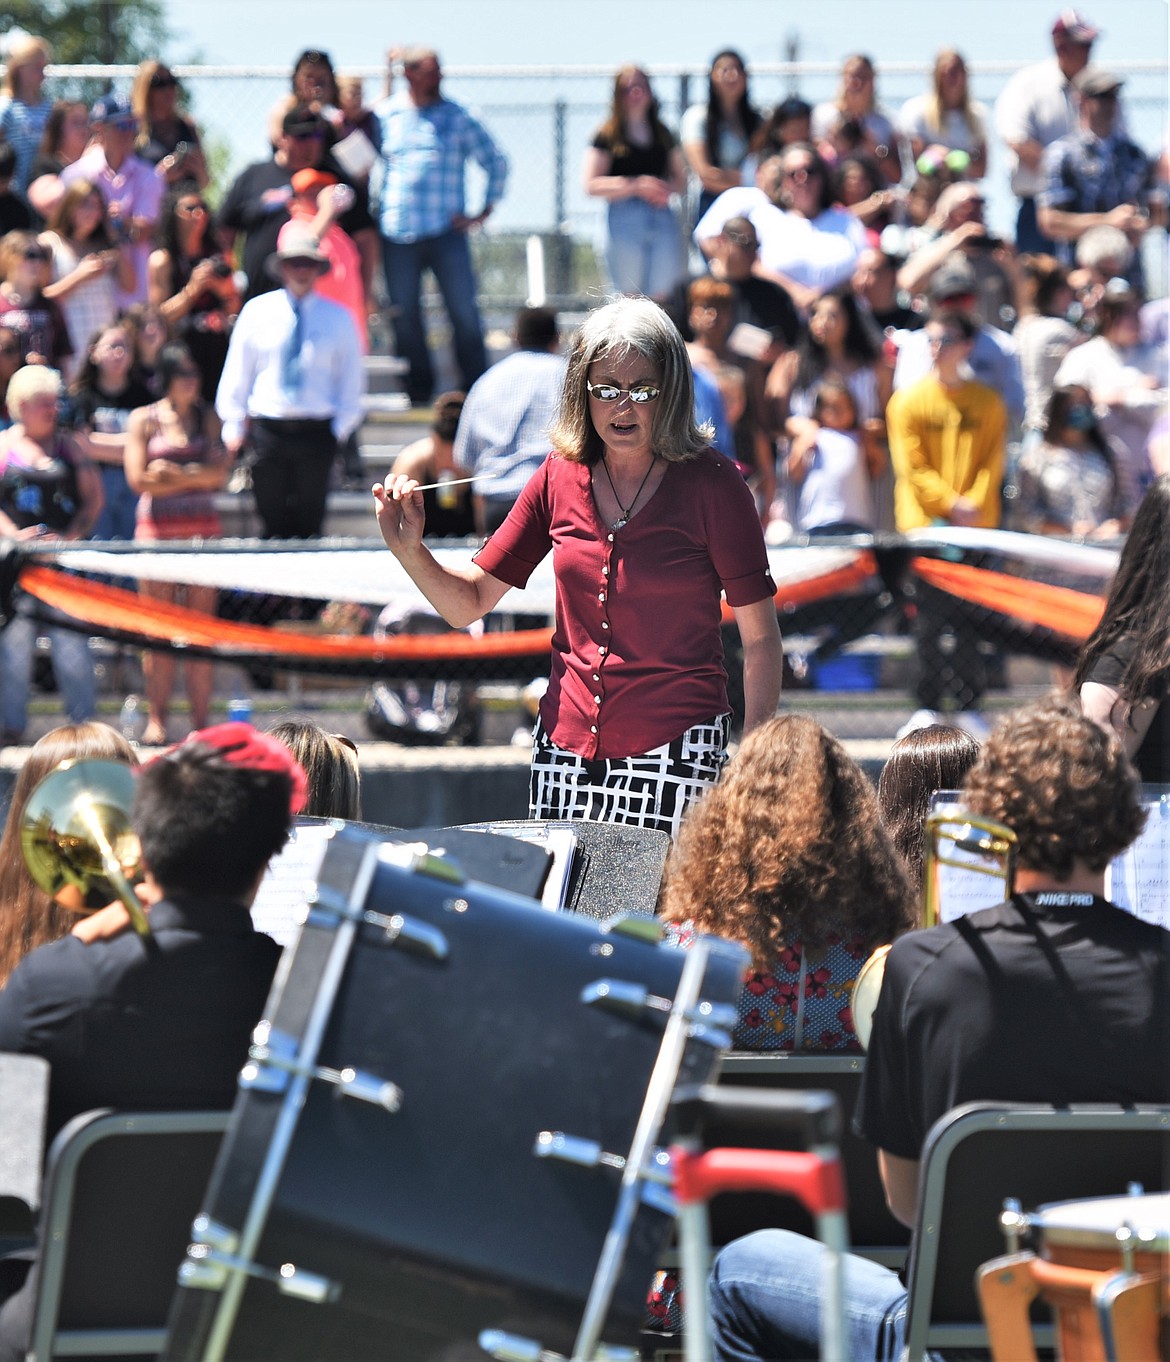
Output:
[49, 59, 1169, 305]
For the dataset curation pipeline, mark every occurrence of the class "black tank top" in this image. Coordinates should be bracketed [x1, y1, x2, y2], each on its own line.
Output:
[0, 438, 81, 532]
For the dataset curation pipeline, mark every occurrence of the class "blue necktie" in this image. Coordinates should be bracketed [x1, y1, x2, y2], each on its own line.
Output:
[282, 298, 303, 396]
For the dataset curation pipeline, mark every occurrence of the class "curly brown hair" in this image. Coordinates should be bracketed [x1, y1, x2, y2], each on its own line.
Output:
[660, 714, 914, 969]
[0, 722, 137, 987]
[962, 695, 1146, 878]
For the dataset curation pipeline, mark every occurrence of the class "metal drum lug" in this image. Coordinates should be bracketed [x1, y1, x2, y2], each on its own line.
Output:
[534, 1132, 674, 1213]
[304, 900, 450, 960]
[533, 1131, 625, 1171]
[685, 1022, 734, 1050]
[179, 1216, 339, 1303]
[579, 978, 672, 1022]
[241, 1028, 402, 1111]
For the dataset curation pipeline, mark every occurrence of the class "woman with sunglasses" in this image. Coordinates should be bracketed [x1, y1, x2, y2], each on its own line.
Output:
[584, 65, 688, 299]
[125, 341, 232, 744]
[41, 179, 135, 382]
[149, 185, 239, 402]
[130, 60, 208, 189]
[0, 230, 71, 369]
[376, 296, 783, 839]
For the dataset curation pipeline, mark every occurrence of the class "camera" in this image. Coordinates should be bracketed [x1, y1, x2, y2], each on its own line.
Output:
[210, 256, 233, 279]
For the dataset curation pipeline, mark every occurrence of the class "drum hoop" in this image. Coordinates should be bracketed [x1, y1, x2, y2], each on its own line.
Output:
[1036, 1193, 1170, 1253]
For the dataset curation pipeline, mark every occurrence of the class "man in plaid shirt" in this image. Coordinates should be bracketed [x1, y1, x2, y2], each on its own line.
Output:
[375, 47, 508, 405]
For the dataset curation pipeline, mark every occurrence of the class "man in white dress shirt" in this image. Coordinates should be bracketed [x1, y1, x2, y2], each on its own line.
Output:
[216, 224, 363, 538]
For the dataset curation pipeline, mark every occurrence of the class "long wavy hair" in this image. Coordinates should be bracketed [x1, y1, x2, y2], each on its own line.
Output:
[877, 724, 981, 897]
[660, 715, 914, 969]
[1073, 474, 1170, 725]
[596, 65, 675, 161]
[795, 289, 879, 392]
[703, 50, 761, 169]
[0, 723, 137, 987]
[924, 49, 983, 142]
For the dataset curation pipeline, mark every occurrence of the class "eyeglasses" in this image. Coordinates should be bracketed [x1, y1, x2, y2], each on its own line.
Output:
[282, 257, 319, 270]
[723, 231, 758, 250]
[99, 340, 128, 353]
[586, 381, 660, 403]
[150, 75, 178, 89]
[1089, 89, 1120, 102]
[783, 165, 819, 182]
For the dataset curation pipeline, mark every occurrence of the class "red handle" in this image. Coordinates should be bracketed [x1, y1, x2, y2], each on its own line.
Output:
[671, 1146, 847, 1217]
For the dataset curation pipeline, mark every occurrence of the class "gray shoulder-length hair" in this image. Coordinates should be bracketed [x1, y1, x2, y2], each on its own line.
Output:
[550, 297, 712, 466]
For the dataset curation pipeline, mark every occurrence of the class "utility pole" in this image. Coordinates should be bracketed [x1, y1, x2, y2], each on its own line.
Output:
[784, 30, 800, 95]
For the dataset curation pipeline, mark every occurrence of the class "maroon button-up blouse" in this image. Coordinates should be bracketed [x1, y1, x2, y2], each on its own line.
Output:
[474, 449, 776, 759]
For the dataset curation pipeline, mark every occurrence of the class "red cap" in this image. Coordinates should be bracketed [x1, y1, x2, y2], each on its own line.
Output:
[1052, 9, 1099, 42]
[155, 722, 309, 814]
[291, 167, 338, 197]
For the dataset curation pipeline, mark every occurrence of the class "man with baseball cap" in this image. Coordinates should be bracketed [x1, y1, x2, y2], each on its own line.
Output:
[1037, 66, 1157, 284]
[216, 221, 363, 538]
[994, 9, 1103, 253]
[891, 252, 1024, 425]
[217, 102, 376, 305]
[60, 92, 162, 307]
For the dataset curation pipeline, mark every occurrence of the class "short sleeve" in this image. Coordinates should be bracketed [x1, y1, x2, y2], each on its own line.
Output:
[591, 128, 613, 154]
[1037, 141, 1075, 211]
[679, 104, 708, 147]
[852, 939, 925, 1157]
[704, 459, 776, 606]
[472, 458, 554, 588]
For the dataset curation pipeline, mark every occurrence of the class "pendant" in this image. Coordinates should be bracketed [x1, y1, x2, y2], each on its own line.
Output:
[612, 515, 628, 530]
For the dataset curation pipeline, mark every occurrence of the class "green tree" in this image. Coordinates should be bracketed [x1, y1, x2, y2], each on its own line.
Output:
[0, 1, 166, 66]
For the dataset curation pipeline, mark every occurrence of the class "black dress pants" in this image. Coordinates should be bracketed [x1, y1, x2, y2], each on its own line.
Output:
[247, 417, 337, 538]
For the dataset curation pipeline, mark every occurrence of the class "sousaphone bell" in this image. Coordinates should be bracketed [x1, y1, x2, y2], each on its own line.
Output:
[851, 808, 1017, 1048]
[21, 757, 151, 936]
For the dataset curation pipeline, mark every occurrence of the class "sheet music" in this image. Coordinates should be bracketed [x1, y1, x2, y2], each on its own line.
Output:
[465, 822, 578, 910]
[249, 822, 336, 948]
[1105, 788, 1170, 929]
[930, 790, 1170, 929]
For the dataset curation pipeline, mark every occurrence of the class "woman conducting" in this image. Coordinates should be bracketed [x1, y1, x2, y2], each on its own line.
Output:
[375, 297, 783, 838]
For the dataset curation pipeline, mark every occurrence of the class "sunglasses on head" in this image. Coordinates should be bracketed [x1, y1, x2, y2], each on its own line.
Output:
[586, 381, 660, 404]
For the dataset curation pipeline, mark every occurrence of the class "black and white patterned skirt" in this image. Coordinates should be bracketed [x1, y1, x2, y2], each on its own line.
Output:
[529, 713, 732, 840]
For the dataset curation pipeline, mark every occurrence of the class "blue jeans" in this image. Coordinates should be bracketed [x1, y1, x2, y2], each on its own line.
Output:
[1014, 198, 1055, 256]
[381, 228, 488, 403]
[0, 608, 96, 738]
[710, 1229, 908, 1361]
[91, 466, 139, 542]
[604, 198, 683, 299]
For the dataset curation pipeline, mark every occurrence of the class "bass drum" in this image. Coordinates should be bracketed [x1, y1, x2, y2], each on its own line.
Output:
[164, 826, 746, 1362]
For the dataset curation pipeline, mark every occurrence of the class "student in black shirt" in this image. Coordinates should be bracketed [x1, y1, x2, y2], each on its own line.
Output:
[710, 695, 1169, 1362]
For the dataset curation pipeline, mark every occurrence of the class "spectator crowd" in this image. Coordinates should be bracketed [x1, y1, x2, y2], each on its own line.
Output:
[0, 11, 1166, 745]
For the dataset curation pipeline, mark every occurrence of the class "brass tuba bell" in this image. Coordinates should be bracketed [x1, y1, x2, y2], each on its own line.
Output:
[851, 808, 1017, 1049]
[21, 758, 151, 936]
